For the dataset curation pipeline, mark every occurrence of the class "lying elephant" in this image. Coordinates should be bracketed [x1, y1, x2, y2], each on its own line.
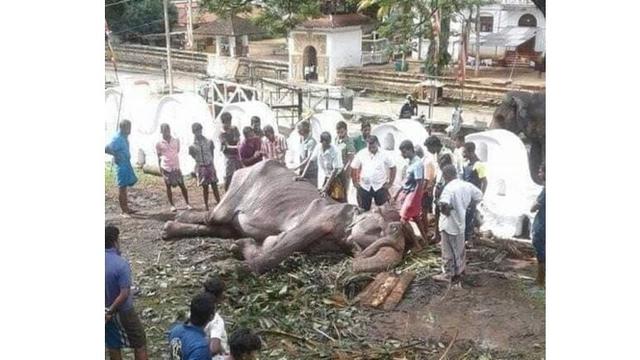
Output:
[162, 160, 417, 274]
[491, 91, 545, 184]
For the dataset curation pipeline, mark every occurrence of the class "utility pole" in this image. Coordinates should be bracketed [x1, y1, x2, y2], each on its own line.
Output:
[475, 4, 480, 77]
[186, 0, 194, 50]
[163, 0, 174, 94]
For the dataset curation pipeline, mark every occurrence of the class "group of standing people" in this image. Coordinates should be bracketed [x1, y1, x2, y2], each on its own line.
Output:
[288, 118, 494, 285]
[105, 224, 263, 360]
[105, 113, 288, 215]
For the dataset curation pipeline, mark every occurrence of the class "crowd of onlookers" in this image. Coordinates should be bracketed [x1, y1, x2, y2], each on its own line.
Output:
[105, 112, 545, 358]
[106, 225, 262, 360]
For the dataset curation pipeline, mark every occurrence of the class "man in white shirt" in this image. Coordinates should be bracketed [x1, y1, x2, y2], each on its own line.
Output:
[423, 135, 453, 243]
[350, 135, 396, 211]
[297, 132, 344, 201]
[435, 164, 483, 284]
[452, 134, 466, 179]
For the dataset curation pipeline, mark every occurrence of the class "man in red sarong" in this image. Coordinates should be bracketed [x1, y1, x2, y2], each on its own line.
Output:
[393, 140, 429, 248]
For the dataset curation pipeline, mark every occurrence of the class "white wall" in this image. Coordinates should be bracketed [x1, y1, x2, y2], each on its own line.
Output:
[326, 28, 362, 84]
[287, 35, 294, 80]
[414, 0, 545, 61]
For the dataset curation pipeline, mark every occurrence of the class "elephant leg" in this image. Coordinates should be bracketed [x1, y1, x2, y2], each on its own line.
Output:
[244, 224, 333, 274]
[175, 211, 209, 224]
[352, 246, 404, 273]
[161, 221, 238, 240]
[529, 141, 543, 184]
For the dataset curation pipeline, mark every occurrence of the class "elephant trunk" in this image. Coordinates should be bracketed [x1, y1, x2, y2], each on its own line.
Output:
[352, 246, 404, 273]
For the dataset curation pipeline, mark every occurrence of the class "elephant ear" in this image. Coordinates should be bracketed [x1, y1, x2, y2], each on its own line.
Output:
[513, 96, 528, 133]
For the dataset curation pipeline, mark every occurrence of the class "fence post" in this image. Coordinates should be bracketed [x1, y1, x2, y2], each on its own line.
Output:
[297, 90, 303, 123]
[325, 89, 329, 110]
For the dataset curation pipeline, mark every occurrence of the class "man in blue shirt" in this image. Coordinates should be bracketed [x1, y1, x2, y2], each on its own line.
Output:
[105, 225, 148, 360]
[531, 163, 546, 288]
[105, 120, 138, 217]
[168, 293, 215, 360]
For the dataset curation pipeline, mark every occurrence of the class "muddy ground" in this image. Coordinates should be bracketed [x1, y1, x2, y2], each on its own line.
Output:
[105, 166, 544, 359]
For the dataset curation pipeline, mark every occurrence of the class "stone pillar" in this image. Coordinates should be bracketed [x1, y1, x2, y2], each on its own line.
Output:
[242, 34, 249, 57]
[229, 36, 236, 57]
[215, 36, 222, 56]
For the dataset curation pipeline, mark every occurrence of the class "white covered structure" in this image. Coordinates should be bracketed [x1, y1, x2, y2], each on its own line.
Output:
[371, 119, 430, 190]
[285, 110, 343, 183]
[466, 129, 542, 239]
[105, 83, 217, 176]
[212, 100, 279, 181]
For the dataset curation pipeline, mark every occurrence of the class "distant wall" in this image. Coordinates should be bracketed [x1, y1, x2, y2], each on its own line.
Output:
[108, 44, 208, 74]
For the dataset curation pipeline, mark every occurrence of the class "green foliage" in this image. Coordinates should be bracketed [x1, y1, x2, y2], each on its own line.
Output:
[358, 0, 493, 75]
[200, 0, 254, 17]
[253, 0, 321, 37]
[106, 0, 178, 39]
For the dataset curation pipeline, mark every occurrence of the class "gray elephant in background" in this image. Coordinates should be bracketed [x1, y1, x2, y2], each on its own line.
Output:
[491, 91, 545, 184]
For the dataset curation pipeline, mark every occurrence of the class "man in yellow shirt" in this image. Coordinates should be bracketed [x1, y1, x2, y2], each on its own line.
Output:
[462, 142, 487, 245]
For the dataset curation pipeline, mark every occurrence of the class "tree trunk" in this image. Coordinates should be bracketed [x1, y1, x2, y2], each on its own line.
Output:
[438, 12, 451, 75]
[475, 4, 480, 76]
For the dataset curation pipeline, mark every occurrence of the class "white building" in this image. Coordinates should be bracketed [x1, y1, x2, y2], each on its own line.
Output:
[413, 0, 545, 66]
[288, 14, 372, 84]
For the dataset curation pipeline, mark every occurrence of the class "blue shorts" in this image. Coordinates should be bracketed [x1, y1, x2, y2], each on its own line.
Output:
[105, 308, 146, 349]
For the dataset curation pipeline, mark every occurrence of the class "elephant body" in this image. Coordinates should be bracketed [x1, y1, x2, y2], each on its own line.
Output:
[490, 91, 545, 184]
[162, 160, 408, 274]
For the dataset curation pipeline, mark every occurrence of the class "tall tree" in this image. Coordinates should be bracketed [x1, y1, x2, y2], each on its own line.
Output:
[358, 0, 490, 76]
[199, 0, 254, 17]
[253, 0, 322, 37]
[106, 0, 177, 40]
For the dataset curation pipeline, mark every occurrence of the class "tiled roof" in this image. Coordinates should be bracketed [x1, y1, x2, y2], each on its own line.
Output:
[193, 15, 264, 36]
[298, 14, 374, 29]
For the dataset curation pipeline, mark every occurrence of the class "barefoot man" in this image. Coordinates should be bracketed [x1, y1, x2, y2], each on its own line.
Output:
[189, 122, 220, 211]
[105, 120, 137, 216]
[434, 164, 483, 284]
[393, 140, 429, 247]
[156, 123, 191, 212]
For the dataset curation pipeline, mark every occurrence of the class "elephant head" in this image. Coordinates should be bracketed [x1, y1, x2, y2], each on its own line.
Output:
[491, 91, 546, 184]
[491, 92, 529, 136]
[345, 204, 408, 273]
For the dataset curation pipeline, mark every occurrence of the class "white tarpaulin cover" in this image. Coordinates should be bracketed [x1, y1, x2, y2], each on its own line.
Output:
[466, 129, 542, 239]
[480, 26, 537, 48]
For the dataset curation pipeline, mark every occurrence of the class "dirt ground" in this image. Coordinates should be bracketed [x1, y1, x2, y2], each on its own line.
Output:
[105, 166, 545, 359]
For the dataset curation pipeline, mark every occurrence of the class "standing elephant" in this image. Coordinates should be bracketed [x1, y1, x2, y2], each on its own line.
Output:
[490, 91, 545, 184]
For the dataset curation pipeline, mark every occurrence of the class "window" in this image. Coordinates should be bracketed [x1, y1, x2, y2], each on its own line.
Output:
[518, 14, 537, 27]
[480, 16, 494, 32]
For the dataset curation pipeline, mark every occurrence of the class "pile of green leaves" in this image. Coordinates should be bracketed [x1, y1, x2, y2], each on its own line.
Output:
[134, 239, 450, 359]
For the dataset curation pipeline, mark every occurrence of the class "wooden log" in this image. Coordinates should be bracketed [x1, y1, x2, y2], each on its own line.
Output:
[368, 275, 399, 308]
[382, 271, 416, 310]
[476, 237, 535, 258]
[353, 272, 389, 305]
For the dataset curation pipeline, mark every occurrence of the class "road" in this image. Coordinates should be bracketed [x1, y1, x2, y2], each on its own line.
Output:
[105, 67, 496, 128]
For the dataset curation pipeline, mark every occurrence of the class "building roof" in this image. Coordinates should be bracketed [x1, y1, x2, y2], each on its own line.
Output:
[193, 15, 263, 36]
[297, 13, 374, 30]
[480, 26, 537, 47]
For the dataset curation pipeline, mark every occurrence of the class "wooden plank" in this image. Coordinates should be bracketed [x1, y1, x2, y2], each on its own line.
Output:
[368, 275, 400, 308]
[382, 272, 416, 310]
[353, 272, 389, 305]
